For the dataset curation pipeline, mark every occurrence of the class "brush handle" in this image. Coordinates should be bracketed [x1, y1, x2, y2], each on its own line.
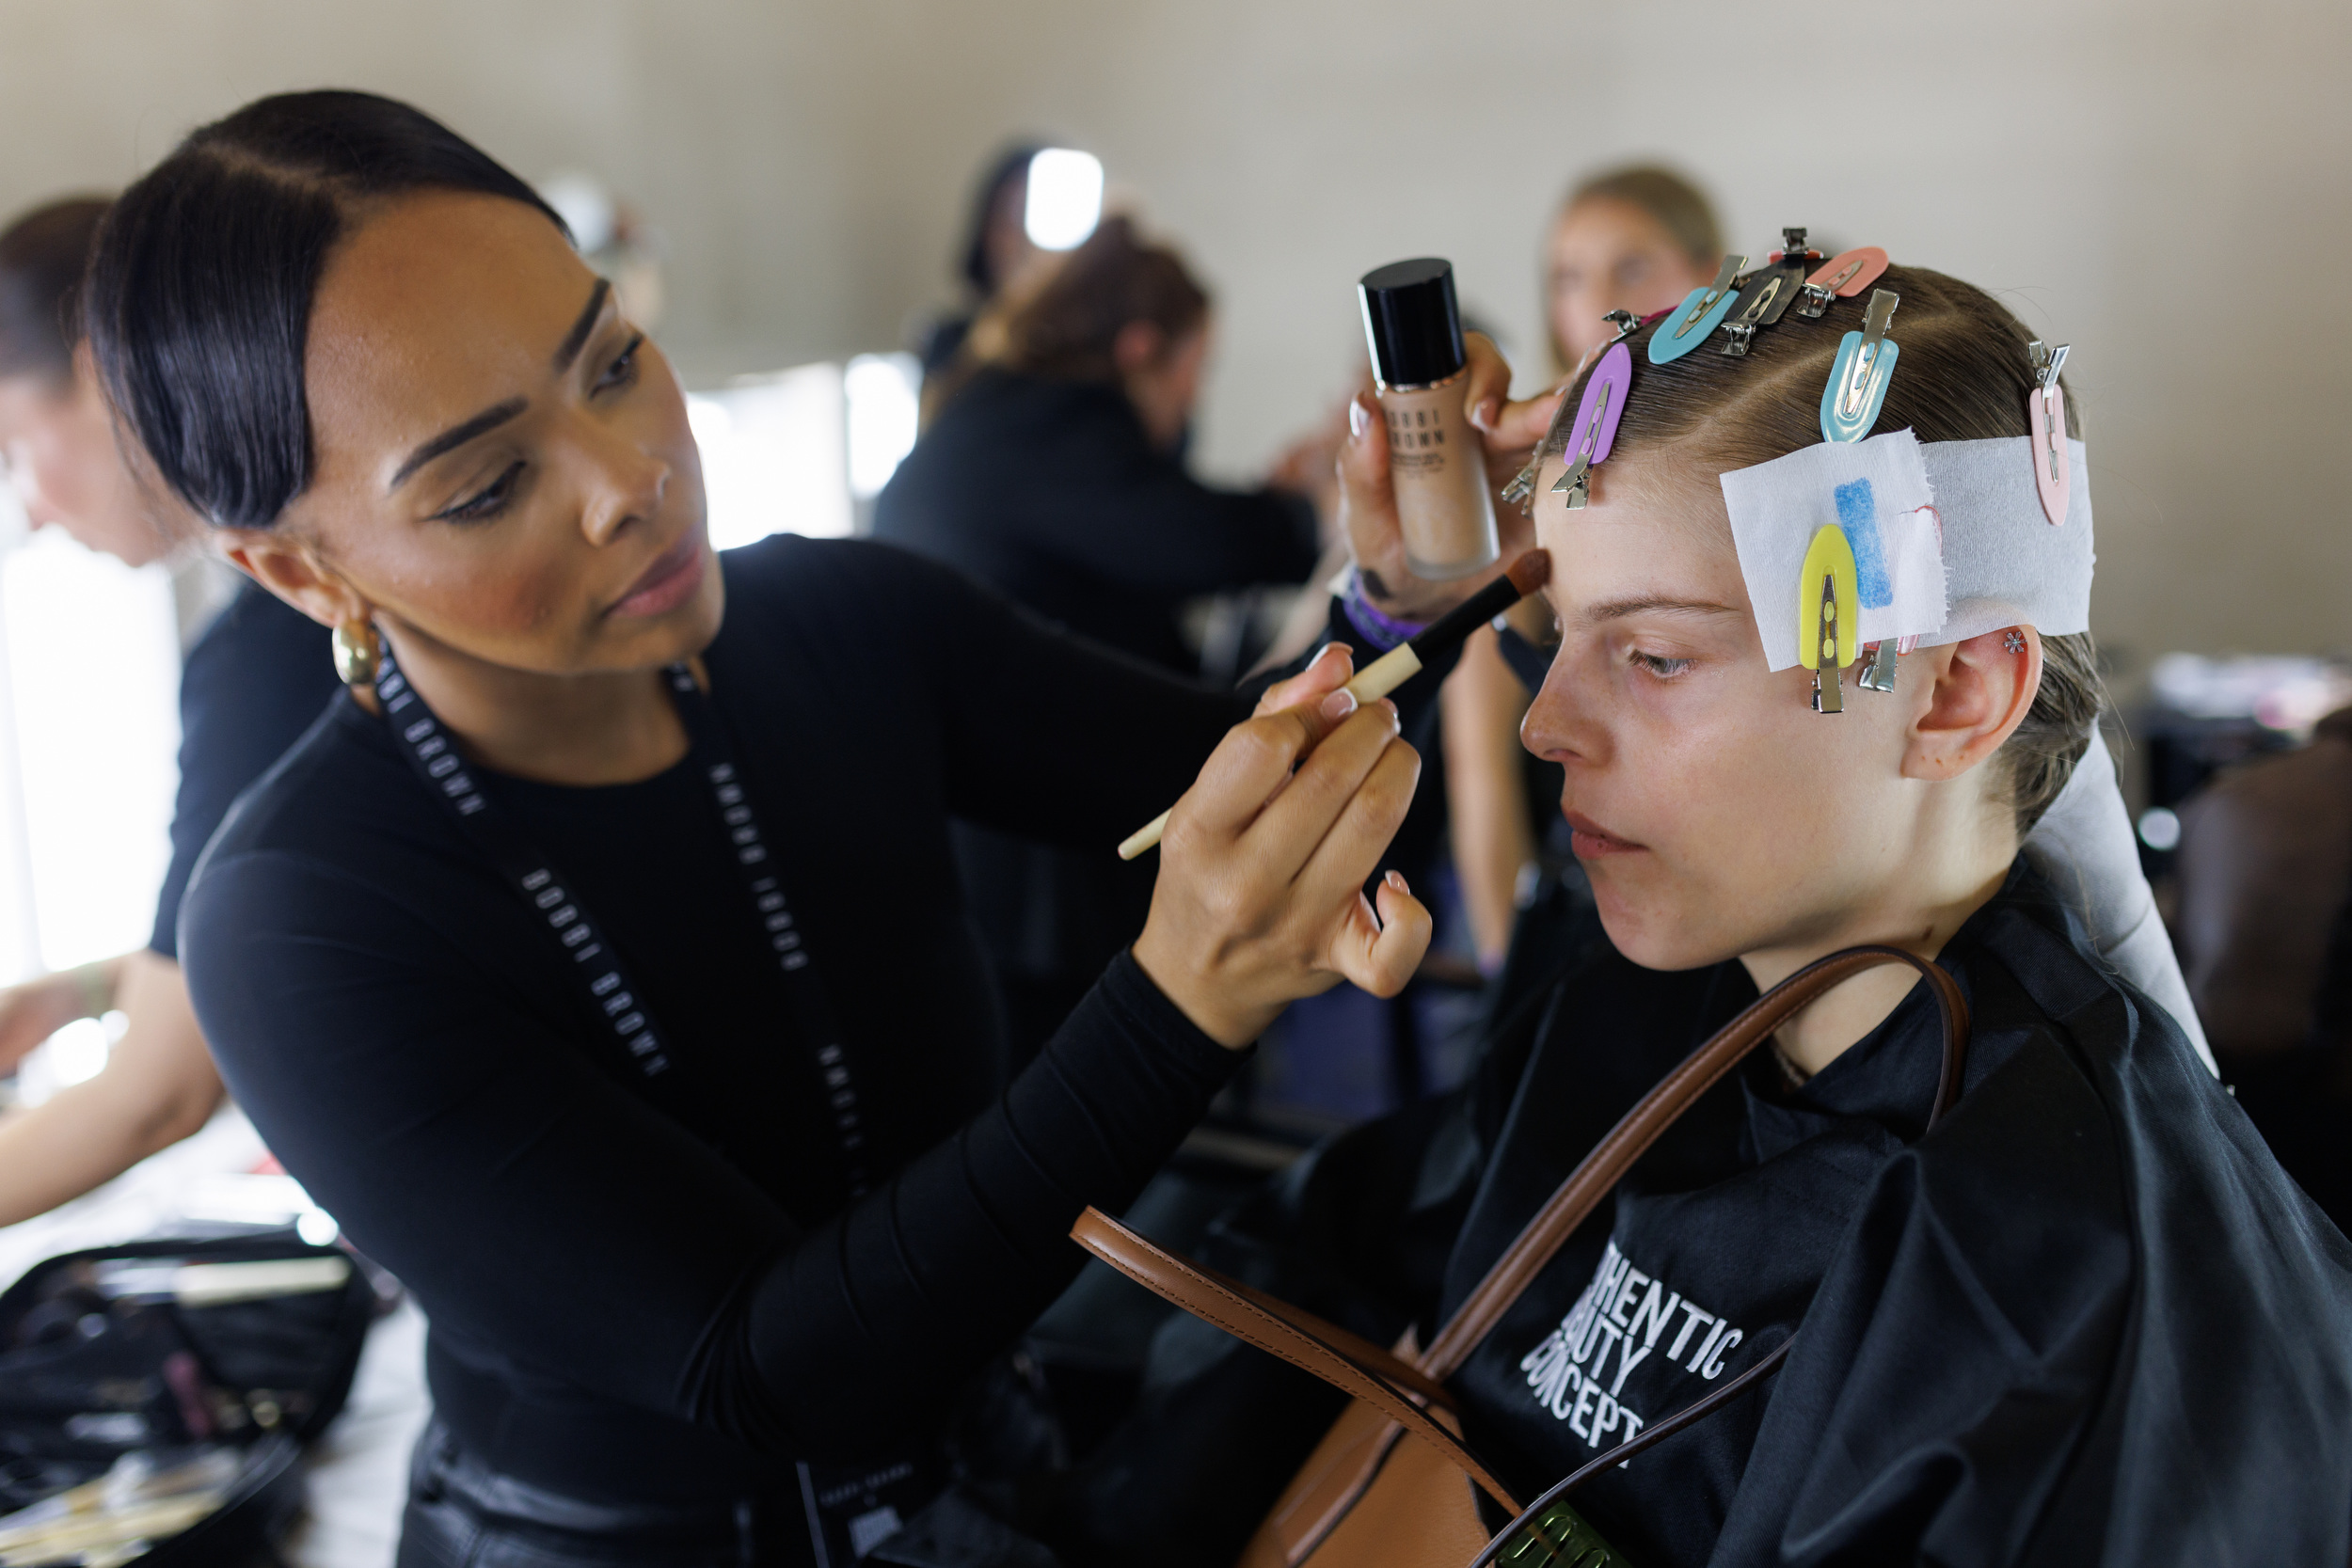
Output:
[1117, 643, 1424, 861]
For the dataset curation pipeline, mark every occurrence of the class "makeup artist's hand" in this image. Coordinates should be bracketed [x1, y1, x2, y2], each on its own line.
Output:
[1132, 642, 1432, 1048]
[1339, 333, 1562, 624]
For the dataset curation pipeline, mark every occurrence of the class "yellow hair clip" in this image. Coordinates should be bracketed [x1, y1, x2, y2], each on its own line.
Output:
[1798, 525, 1859, 712]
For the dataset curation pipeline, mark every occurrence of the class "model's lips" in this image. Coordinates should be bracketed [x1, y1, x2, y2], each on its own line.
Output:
[1563, 810, 1647, 859]
[608, 533, 707, 619]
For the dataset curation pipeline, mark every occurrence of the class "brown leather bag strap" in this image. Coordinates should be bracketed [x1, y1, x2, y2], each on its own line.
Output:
[1071, 1207, 1524, 1514]
[1419, 944, 1968, 1377]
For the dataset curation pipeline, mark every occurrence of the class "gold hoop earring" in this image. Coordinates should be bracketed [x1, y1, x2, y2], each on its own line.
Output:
[332, 617, 382, 689]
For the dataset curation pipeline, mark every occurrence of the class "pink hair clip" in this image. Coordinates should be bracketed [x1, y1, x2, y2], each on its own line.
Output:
[2028, 341, 2071, 526]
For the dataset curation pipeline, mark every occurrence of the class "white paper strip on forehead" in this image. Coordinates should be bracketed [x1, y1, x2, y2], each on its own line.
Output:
[1722, 430, 1947, 673]
[1723, 428, 2094, 673]
[1916, 434, 2094, 649]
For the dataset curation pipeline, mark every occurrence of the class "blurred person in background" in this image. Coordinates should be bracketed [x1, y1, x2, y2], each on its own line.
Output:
[913, 143, 1043, 382]
[2172, 704, 2352, 1227]
[1444, 166, 1726, 973]
[876, 214, 1324, 1064]
[0, 197, 338, 1225]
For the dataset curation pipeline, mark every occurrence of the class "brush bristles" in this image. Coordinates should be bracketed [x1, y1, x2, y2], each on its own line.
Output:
[1504, 548, 1552, 598]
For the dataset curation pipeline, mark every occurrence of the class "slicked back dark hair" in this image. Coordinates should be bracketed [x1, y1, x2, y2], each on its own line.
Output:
[85, 90, 567, 529]
[0, 198, 110, 386]
[1581, 262, 2099, 834]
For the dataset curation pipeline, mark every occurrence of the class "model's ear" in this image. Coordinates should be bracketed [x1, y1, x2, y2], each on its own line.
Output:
[219, 529, 370, 630]
[1901, 626, 2042, 784]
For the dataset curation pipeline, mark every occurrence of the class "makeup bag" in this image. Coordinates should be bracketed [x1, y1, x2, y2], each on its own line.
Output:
[0, 1227, 377, 1543]
[1073, 945, 1970, 1568]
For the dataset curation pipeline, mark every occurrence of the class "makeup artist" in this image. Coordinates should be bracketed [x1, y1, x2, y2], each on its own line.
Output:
[85, 92, 1545, 1566]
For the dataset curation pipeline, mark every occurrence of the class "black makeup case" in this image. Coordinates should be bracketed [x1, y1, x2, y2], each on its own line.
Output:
[0, 1228, 379, 1557]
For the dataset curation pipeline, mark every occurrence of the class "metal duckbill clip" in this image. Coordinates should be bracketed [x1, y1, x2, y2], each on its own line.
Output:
[1505, 311, 1640, 507]
[1549, 341, 1633, 509]
[1858, 640, 1899, 692]
[1799, 525, 1860, 713]
[1719, 230, 1817, 357]
[1648, 254, 1751, 365]
[1819, 289, 1900, 443]
[2028, 340, 2072, 527]
[1796, 245, 1889, 318]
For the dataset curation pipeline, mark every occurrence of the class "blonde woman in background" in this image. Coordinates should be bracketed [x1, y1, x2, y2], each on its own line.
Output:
[1444, 166, 1724, 972]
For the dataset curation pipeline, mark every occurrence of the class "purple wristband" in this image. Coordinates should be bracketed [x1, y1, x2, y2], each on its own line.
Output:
[1341, 572, 1429, 651]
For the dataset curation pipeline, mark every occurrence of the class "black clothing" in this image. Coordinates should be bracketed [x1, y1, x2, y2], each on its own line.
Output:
[873, 371, 1319, 1064]
[397, 1418, 784, 1568]
[872, 369, 1318, 677]
[185, 538, 1450, 1521]
[184, 539, 1268, 1509]
[1064, 864, 2352, 1566]
[151, 581, 339, 958]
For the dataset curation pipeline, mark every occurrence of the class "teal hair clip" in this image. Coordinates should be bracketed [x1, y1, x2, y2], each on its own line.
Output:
[1648, 254, 1750, 364]
[1818, 289, 1900, 442]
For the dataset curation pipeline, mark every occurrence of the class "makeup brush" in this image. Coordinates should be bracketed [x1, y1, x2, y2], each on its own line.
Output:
[1118, 548, 1551, 861]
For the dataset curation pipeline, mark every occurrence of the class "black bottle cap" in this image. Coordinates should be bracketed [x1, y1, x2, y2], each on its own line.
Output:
[1359, 258, 1467, 387]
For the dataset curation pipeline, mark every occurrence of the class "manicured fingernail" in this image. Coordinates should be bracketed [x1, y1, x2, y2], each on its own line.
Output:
[1468, 400, 1494, 432]
[1385, 869, 1409, 894]
[1348, 398, 1370, 440]
[1321, 689, 1358, 723]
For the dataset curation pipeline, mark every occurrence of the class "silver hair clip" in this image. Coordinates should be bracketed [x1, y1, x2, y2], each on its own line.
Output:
[1858, 640, 1899, 692]
[1719, 229, 1818, 357]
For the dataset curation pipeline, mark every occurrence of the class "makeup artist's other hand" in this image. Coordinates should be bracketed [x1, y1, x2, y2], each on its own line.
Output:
[1339, 332, 1561, 623]
[1133, 642, 1431, 1048]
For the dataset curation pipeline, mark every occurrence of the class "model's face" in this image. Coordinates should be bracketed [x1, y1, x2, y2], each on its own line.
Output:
[0, 365, 174, 565]
[1519, 454, 1975, 971]
[1546, 199, 1716, 370]
[269, 191, 719, 675]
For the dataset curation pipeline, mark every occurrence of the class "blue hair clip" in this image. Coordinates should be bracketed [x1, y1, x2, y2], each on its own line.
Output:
[1818, 289, 1899, 442]
[1648, 254, 1750, 364]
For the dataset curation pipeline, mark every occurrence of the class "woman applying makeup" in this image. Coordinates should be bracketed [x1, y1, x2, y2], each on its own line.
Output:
[85, 92, 1543, 1564]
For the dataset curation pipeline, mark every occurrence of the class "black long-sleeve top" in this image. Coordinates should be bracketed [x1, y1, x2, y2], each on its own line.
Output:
[150, 581, 339, 958]
[872, 369, 1320, 674]
[182, 537, 1415, 1506]
[1061, 864, 2352, 1565]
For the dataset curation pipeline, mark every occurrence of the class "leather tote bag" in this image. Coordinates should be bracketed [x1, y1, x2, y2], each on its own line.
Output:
[1073, 946, 1970, 1568]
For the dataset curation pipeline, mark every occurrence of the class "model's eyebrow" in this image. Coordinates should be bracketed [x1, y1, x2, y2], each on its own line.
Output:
[389, 397, 528, 491]
[551, 277, 612, 374]
[1581, 595, 1744, 624]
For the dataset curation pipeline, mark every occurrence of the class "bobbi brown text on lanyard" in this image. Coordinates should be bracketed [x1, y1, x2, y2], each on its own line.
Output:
[373, 655, 873, 1196]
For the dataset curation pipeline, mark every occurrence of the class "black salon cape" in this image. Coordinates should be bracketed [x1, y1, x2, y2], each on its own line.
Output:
[1058, 865, 2352, 1567]
[180, 537, 1448, 1511]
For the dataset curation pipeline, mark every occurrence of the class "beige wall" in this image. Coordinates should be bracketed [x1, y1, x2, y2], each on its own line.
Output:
[2, 0, 2345, 673]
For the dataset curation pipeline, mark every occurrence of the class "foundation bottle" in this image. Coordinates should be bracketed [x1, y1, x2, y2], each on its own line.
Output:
[1358, 258, 1498, 582]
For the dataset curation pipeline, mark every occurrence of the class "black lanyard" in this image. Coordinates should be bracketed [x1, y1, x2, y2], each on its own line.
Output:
[373, 655, 872, 1196]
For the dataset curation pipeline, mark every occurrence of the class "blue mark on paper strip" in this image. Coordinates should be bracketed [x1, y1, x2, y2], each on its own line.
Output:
[1836, 478, 1893, 609]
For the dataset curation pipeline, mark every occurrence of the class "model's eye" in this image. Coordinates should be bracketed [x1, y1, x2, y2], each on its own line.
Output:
[595, 334, 644, 394]
[1629, 649, 1693, 679]
[435, 461, 524, 524]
